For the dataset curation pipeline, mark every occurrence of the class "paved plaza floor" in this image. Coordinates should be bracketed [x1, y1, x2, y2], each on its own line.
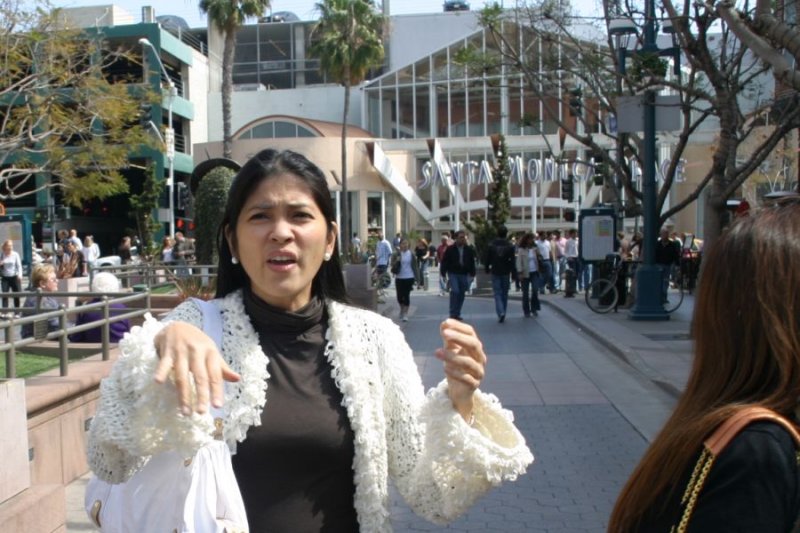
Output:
[66, 274, 690, 532]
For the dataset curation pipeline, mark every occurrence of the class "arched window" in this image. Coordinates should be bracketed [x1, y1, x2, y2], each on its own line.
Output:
[237, 120, 318, 139]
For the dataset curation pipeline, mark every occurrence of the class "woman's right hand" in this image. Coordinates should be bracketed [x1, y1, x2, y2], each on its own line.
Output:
[153, 321, 241, 416]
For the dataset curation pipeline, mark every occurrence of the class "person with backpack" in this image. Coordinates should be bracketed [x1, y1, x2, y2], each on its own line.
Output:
[485, 225, 517, 323]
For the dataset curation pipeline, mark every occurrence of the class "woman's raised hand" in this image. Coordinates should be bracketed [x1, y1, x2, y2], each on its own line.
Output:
[435, 319, 487, 422]
[153, 322, 241, 415]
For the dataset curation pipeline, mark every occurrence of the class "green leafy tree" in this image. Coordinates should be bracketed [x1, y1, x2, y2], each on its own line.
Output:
[465, 134, 512, 263]
[469, 1, 800, 252]
[129, 163, 165, 262]
[0, 1, 156, 205]
[200, 0, 271, 159]
[194, 167, 235, 265]
[310, 0, 385, 258]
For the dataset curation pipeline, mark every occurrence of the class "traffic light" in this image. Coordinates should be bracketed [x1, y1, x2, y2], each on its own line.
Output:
[139, 103, 153, 127]
[561, 176, 575, 202]
[568, 86, 583, 117]
[175, 182, 190, 211]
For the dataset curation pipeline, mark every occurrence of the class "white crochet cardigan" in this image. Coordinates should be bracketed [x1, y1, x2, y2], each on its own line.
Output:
[87, 290, 533, 531]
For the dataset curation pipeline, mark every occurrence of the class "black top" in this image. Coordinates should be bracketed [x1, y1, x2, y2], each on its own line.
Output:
[232, 287, 358, 532]
[485, 237, 517, 277]
[654, 238, 681, 266]
[638, 422, 800, 532]
[440, 244, 477, 277]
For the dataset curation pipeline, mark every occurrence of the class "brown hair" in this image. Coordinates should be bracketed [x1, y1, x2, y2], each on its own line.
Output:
[609, 200, 800, 531]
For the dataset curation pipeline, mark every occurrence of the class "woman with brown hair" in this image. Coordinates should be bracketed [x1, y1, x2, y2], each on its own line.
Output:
[609, 198, 800, 532]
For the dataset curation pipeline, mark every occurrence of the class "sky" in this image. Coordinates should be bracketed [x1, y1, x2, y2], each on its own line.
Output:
[44, 0, 605, 29]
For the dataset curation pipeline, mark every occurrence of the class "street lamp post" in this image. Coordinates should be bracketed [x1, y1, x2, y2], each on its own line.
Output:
[609, 2, 671, 321]
[139, 38, 177, 238]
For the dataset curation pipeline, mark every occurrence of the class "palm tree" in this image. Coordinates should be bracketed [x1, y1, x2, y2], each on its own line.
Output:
[200, 0, 270, 159]
[309, 0, 385, 256]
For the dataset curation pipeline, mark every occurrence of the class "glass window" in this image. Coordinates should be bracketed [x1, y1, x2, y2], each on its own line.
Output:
[467, 85, 485, 136]
[275, 121, 296, 137]
[485, 83, 502, 136]
[397, 86, 414, 138]
[415, 85, 431, 138]
[397, 64, 413, 85]
[235, 46, 257, 64]
[415, 58, 431, 83]
[252, 122, 274, 138]
[450, 81, 467, 137]
[297, 126, 316, 137]
[434, 84, 449, 137]
[432, 50, 449, 82]
[367, 89, 381, 136]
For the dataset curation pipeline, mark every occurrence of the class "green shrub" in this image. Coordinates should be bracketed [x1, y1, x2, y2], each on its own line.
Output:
[194, 167, 235, 265]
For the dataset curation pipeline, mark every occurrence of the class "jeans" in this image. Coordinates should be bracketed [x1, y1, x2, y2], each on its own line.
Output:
[539, 260, 553, 293]
[581, 261, 593, 289]
[556, 257, 567, 289]
[438, 266, 448, 292]
[521, 274, 541, 316]
[491, 274, 510, 318]
[448, 273, 471, 319]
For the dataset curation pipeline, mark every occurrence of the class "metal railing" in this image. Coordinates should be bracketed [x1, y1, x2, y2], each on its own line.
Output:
[1, 290, 151, 378]
[89, 262, 218, 291]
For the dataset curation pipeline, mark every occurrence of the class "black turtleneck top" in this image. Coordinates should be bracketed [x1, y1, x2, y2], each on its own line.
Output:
[231, 287, 358, 532]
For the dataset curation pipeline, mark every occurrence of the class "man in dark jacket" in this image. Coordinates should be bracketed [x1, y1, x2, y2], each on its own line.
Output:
[485, 225, 517, 323]
[439, 230, 477, 320]
[655, 228, 681, 302]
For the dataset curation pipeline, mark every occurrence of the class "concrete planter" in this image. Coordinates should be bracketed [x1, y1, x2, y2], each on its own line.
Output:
[343, 263, 377, 311]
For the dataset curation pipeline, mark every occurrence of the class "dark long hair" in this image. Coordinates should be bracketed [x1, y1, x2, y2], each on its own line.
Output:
[215, 149, 348, 303]
[609, 199, 800, 531]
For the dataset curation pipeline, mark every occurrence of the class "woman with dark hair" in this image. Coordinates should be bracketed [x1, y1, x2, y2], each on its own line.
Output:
[515, 232, 540, 317]
[87, 149, 532, 531]
[609, 198, 800, 532]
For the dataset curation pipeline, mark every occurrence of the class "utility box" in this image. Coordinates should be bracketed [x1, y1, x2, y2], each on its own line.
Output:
[579, 207, 617, 262]
[0, 214, 32, 275]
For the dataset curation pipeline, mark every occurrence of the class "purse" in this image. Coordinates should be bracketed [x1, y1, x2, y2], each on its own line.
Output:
[673, 406, 800, 533]
[84, 298, 249, 532]
[390, 258, 400, 275]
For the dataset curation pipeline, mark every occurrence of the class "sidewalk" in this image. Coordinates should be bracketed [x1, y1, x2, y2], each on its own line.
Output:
[536, 289, 693, 399]
[66, 275, 691, 532]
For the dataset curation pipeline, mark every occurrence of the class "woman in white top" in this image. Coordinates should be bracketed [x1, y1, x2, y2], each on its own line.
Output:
[0, 239, 23, 313]
[81, 236, 101, 276]
[160, 236, 174, 264]
[515, 233, 541, 317]
[391, 238, 419, 321]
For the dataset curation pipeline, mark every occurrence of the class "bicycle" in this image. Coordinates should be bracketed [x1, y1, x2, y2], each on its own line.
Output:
[369, 256, 392, 303]
[585, 255, 684, 313]
[585, 254, 626, 314]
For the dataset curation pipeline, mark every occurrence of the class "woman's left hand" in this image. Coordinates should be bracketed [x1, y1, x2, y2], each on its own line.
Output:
[435, 319, 487, 422]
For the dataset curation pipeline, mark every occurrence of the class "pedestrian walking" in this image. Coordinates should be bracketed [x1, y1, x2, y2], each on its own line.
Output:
[439, 230, 476, 320]
[86, 149, 532, 532]
[610, 198, 800, 532]
[485, 225, 516, 323]
[0, 239, 23, 314]
[515, 233, 541, 317]
[414, 237, 430, 289]
[535, 233, 555, 294]
[436, 234, 451, 296]
[392, 238, 419, 321]
[374, 231, 392, 276]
